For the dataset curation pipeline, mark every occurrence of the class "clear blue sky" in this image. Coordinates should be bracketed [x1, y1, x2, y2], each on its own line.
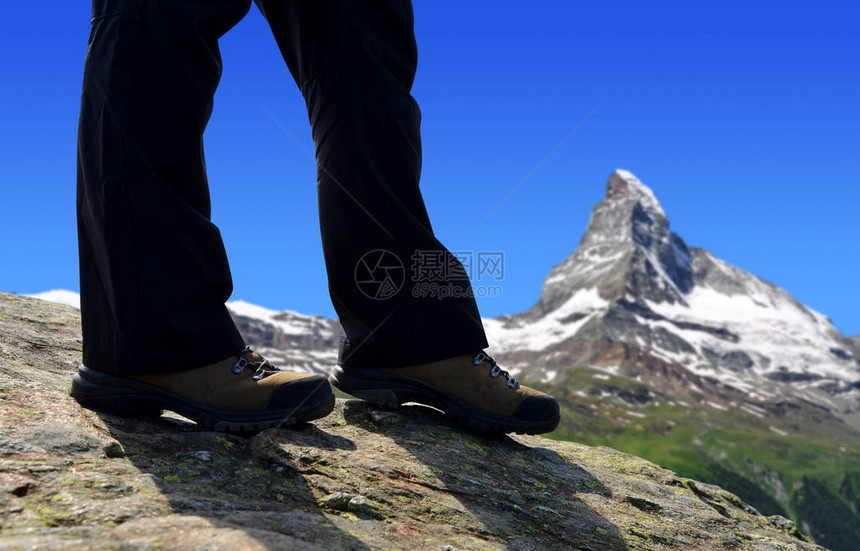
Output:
[1, 1, 859, 336]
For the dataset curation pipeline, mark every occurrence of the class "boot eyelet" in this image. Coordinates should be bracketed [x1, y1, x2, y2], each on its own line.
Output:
[232, 358, 248, 374]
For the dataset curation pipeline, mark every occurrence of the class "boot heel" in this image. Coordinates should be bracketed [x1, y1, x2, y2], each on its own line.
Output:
[348, 388, 401, 409]
[70, 373, 163, 418]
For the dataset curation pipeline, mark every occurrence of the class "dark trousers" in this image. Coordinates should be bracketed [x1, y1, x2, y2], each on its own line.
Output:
[77, 0, 488, 375]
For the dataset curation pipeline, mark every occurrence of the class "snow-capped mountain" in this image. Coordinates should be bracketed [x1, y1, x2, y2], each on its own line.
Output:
[226, 300, 340, 375]
[484, 169, 860, 425]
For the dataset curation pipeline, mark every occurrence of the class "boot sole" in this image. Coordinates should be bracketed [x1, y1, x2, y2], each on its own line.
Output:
[70, 366, 335, 433]
[329, 366, 559, 435]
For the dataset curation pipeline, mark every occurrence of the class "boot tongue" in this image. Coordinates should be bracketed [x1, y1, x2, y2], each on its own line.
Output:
[243, 350, 266, 363]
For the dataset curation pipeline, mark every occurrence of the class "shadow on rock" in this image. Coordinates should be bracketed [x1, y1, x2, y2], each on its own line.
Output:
[94, 412, 369, 551]
[340, 400, 629, 551]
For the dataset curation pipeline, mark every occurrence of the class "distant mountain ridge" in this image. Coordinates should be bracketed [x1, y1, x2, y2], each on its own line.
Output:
[225, 300, 340, 374]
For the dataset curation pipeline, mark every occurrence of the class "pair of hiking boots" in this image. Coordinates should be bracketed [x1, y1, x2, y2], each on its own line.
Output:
[70, 347, 560, 435]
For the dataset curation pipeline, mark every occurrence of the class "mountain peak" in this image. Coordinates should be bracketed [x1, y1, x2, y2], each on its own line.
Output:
[605, 169, 666, 219]
[529, 171, 691, 314]
[490, 169, 860, 426]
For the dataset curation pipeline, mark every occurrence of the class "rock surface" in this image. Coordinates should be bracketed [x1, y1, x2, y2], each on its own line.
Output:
[0, 292, 824, 550]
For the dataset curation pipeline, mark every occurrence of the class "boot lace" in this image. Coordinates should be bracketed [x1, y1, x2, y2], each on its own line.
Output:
[231, 346, 280, 381]
[472, 351, 519, 389]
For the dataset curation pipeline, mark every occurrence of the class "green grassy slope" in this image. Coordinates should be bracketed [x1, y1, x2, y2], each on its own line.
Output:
[543, 367, 860, 550]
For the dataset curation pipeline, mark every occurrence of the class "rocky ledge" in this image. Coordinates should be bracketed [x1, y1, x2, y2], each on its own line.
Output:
[0, 292, 824, 550]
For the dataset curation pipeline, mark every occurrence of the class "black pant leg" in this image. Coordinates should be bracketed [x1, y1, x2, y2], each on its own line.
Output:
[255, 0, 488, 368]
[76, 0, 252, 375]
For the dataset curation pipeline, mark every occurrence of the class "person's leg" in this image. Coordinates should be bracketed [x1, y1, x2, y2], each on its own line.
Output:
[254, 0, 488, 369]
[255, 0, 558, 434]
[77, 0, 250, 375]
[72, 0, 334, 431]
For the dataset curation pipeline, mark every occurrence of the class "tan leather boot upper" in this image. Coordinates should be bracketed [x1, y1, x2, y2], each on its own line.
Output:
[383, 352, 550, 418]
[133, 349, 316, 411]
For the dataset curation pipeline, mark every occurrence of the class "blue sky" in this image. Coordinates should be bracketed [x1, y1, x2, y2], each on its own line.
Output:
[1, 1, 859, 336]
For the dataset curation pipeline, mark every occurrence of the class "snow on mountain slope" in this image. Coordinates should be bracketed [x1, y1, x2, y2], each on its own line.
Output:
[227, 300, 336, 338]
[27, 289, 81, 309]
[645, 251, 854, 382]
[226, 300, 340, 375]
[483, 288, 607, 352]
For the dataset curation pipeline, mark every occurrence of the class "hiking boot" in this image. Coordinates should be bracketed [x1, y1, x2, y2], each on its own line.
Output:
[70, 346, 335, 432]
[329, 351, 560, 434]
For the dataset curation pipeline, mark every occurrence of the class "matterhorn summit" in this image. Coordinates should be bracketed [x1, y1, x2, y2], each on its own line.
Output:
[533, 169, 693, 315]
[484, 170, 860, 425]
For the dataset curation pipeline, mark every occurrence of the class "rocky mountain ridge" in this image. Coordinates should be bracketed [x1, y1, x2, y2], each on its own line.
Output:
[483, 170, 860, 428]
[226, 300, 341, 373]
[0, 292, 822, 550]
